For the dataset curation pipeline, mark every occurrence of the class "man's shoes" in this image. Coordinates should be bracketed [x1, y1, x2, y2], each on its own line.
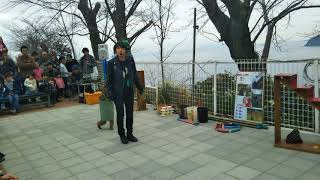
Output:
[120, 136, 129, 144]
[127, 134, 138, 142]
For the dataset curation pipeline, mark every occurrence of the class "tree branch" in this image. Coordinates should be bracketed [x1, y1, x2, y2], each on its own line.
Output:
[253, 4, 320, 43]
[105, 0, 115, 21]
[201, 0, 230, 41]
[126, 0, 142, 22]
[128, 20, 153, 42]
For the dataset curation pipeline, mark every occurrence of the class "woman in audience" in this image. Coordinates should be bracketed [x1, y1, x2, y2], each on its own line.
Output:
[0, 36, 7, 57]
[0, 48, 16, 77]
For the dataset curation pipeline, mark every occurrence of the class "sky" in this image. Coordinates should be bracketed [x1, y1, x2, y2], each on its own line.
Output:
[0, 0, 319, 61]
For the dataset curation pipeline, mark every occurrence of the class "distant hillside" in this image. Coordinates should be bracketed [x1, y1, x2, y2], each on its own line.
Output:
[305, 35, 320, 46]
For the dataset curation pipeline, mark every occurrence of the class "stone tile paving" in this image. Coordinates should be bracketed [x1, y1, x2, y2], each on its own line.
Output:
[0, 104, 320, 180]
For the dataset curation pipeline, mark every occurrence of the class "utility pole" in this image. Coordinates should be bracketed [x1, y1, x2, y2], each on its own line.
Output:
[192, 8, 198, 106]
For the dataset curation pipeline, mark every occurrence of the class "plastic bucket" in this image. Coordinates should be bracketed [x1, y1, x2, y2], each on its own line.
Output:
[85, 91, 102, 105]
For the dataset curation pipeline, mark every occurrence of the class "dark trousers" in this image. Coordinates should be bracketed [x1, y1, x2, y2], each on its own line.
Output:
[7, 94, 20, 111]
[114, 89, 134, 137]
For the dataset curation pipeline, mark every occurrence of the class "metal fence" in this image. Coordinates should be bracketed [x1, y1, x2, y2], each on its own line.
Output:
[136, 59, 320, 133]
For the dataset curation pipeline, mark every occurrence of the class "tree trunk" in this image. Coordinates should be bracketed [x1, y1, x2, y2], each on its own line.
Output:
[202, 0, 259, 71]
[160, 40, 165, 85]
[114, 0, 128, 41]
[224, 20, 259, 71]
[78, 0, 102, 60]
[261, 23, 275, 60]
[88, 22, 102, 59]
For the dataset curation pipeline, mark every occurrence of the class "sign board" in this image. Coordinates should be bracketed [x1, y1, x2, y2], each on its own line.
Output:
[98, 44, 109, 60]
[234, 72, 264, 123]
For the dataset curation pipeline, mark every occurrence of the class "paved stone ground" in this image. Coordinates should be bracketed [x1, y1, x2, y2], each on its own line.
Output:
[0, 104, 320, 180]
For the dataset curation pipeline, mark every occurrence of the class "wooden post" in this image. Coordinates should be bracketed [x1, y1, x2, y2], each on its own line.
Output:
[274, 76, 281, 144]
[137, 71, 146, 111]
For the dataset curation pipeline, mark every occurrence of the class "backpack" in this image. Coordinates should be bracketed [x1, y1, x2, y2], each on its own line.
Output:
[286, 129, 303, 144]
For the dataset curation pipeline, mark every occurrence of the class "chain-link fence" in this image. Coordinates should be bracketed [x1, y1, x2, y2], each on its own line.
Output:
[135, 59, 320, 133]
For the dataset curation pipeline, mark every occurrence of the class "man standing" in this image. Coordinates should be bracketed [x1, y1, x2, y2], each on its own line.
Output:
[106, 42, 143, 144]
[16, 46, 36, 78]
[79, 48, 96, 76]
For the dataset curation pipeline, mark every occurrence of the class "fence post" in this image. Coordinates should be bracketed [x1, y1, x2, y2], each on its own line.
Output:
[213, 61, 217, 116]
[314, 59, 319, 133]
[156, 86, 159, 106]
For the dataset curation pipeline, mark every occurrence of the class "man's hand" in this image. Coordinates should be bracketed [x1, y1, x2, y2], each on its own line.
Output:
[0, 173, 18, 180]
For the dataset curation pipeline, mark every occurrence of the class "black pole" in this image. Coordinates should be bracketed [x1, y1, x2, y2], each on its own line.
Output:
[192, 8, 198, 106]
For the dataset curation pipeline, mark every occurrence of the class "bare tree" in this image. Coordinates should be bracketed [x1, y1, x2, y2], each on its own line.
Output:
[197, 0, 320, 71]
[105, 0, 153, 45]
[7, 0, 114, 59]
[54, 10, 79, 59]
[9, 18, 71, 56]
[151, 0, 177, 85]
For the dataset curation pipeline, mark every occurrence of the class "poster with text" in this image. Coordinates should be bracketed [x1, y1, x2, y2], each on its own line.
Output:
[234, 72, 264, 122]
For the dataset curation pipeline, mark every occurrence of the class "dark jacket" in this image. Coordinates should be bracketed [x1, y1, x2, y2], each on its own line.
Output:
[106, 56, 142, 101]
[79, 55, 96, 74]
[3, 79, 22, 96]
[66, 59, 79, 72]
[0, 56, 16, 76]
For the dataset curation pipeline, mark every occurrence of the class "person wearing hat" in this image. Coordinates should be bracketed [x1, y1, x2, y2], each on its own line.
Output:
[106, 42, 143, 144]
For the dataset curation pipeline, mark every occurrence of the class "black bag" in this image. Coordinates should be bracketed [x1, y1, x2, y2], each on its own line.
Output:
[286, 129, 303, 144]
[0, 152, 5, 163]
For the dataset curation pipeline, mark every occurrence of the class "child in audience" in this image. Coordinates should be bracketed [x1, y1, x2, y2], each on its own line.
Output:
[3, 72, 20, 114]
[54, 72, 65, 101]
[33, 63, 44, 81]
[24, 74, 38, 95]
[48, 79, 57, 104]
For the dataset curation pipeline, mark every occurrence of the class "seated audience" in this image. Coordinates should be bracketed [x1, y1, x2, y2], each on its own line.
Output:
[65, 54, 78, 72]
[0, 36, 6, 57]
[54, 72, 65, 101]
[69, 65, 82, 97]
[31, 51, 40, 64]
[3, 72, 20, 115]
[0, 48, 16, 77]
[44, 62, 57, 79]
[24, 74, 38, 95]
[39, 51, 50, 69]
[33, 63, 44, 81]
